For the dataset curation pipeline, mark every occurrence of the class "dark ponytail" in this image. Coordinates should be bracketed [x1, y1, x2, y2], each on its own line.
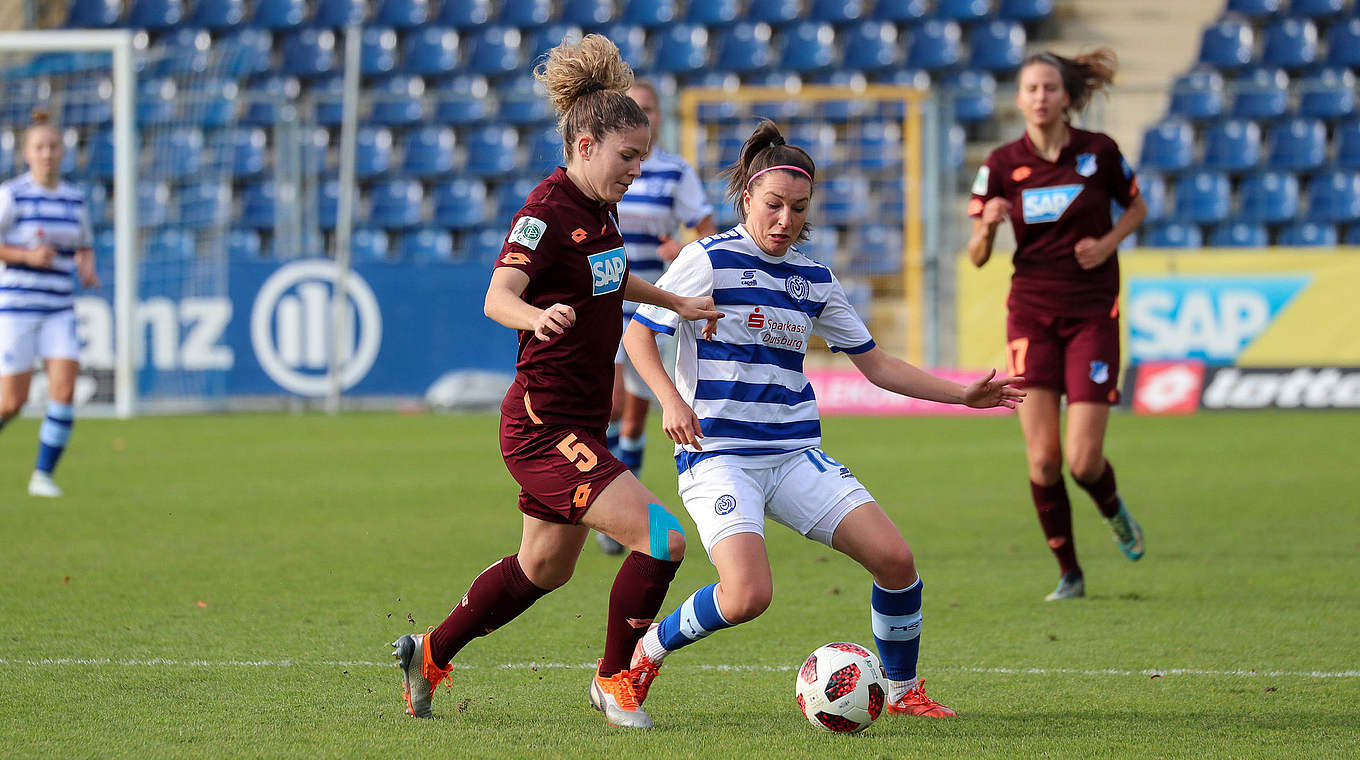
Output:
[1021, 48, 1118, 116]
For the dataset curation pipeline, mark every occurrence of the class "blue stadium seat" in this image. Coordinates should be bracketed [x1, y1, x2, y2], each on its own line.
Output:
[501, 0, 552, 27]
[524, 24, 583, 66]
[997, 0, 1053, 22]
[135, 182, 170, 228]
[688, 0, 739, 24]
[1262, 18, 1318, 70]
[1201, 119, 1262, 172]
[1306, 169, 1360, 223]
[355, 126, 394, 178]
[463, 126, 520, 177]
[622, 0, 676, 27]
[240, 180, 276, 228]
[820, 175, 872, 224]
[936, 0, 992, 22]
[400, 126, 456, 178]
[496, 177, 541, 223]
[1138, 173, 1168, 221]
[84, 130, 114, 180]
[1238, 170, 1300, 223]
[368, 75, 426, 126]
[279, 29, 337, 77]
[317, 177, 339, 230]
[747, 0, 801, 25]
[1139, 119, 1194, 173]
[906, 21, 962, 71]
[1230, 67, 1289, 122]
[794, 227, 837, 265]
[559, 0, 613, 26]
[941, 69, 996, 123]
[375, 0, 429, 28]
[0, 132, 14, 178]
[432, 179, 489, 229]
[1291, 0, 1344, 17]
[969, 20, 1026, 72]
[137, 77, 178, 126]
[848, 121, 902, 171]
[252, 0, 308, 28]
[301, 127, 332, 173]
[431, 76, 490, 126]
[1225, 0, 1281, 17]
[187, 78, 241, 128]
[436, 0, 491, 28]
[84, 182, 109, 226]
[351, 227, 393, 262]
[361, 27, 398, 76]
[1208, 222, 1269, 247]
[147, 228, 195, 261]
[1346, 224, 1360, 245]
[1337, 121, 1360, 169]
[241, 76, 301, 126]
[847, 225, 903, 275]
[1276, 220, 1337, 246]
[152, 29, 210, 76]
[178, 181, 229, 229]
[213, 127, 267, 177]
[62, 77, 113, 126]
[595, 23, 648, 71]
[1142, 222, 1203, 248]
[215, 29, 273, 77]
[401, 27, 459, 75]
[401, 227, 456, 262]
[1168, 67, 1226, 121]
[780, 22, 836, 73]
[873, 0, 927, 22]
[716, 22, 774, 74]
[653, 24, 709, 74]
[190, 0, 244, 28]
[703, 179, 738, 227]
[784, 122, 838, 169]
[149, 127, 203, 180]
[1199, 19, 1254, 70]
[313, 0, 366, 26]
[497, 78, 554, 126]
[1267, 118, 1327, 171]
[309, 75, 344, 126]
[810, 0, 866, 23]
[464, 227, 509, 265]
[1325, 19, 1360, 69]
[527, 125, 564, 175]
[57, 130, 78, 176]
[1297, 68, 1356, 121]
[465, 26, 522, 75]
[368, 179, 423, 229]
[1174, 170, 1231, 224]
[67, 0, 122, 27]
[227, 228, 263, 260]
[127, 0, 183, 28]
[804, 69, 871, 122]
[842, 20, 900, 73]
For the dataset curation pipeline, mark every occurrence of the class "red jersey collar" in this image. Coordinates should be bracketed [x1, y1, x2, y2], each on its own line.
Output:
[550, 166, 608, 210]
[1020, 127, 1075, 165]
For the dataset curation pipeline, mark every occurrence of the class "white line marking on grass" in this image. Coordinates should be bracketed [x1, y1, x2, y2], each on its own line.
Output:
[1, 658, 1357, 678]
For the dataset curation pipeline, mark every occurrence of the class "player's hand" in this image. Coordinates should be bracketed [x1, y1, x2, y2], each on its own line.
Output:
[961, 368, 1026, 409]
[673, 295, 723, 340]
[661, 398, 705, 451]
[982, 198, 1011, 227]
[77, 261, 100, 289]
[532, 303, 575, 341]
[657, 235, 683, 264]
[1074, 236, 1115, 269]
[26, 244, 57, 268]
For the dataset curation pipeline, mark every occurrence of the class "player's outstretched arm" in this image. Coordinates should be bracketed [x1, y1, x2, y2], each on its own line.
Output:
[848, 347, 1025, 409]
[622, 319, 705, 450]
[623, 273, 723, 339]
[483, 266, 575, 341]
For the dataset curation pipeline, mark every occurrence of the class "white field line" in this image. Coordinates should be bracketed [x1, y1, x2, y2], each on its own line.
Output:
[0, 658, 1357, 679]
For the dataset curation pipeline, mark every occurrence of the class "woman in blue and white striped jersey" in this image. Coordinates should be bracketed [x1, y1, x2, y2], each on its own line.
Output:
[0, 110, 99, 498]
[622, 120, 1024, 720]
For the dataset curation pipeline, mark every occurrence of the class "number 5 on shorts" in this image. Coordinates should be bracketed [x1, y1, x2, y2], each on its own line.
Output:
[556, 433, 598, 472]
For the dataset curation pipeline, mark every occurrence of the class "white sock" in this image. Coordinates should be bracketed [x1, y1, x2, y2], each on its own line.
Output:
[887, 677, 919, 701]
[640, 625, 669, 664]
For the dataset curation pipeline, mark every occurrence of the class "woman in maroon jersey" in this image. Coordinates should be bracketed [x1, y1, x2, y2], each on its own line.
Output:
[391, 34, 720, 728]
[967, 49, 1148, 601]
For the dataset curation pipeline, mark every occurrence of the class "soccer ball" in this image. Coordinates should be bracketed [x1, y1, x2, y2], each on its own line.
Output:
[794, 642, 887, 733]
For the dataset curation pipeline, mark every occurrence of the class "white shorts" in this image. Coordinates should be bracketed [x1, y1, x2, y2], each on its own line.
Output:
[679, 448, 876, 560]
[0, 309, 79, 376]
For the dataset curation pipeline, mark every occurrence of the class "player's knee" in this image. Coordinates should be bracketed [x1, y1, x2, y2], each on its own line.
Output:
[1028, 455, 1062, 485]
[719, 583, 771, 624]
[519, 556, 574, 591]
[875, 542, 917, 588]
[1067, 450, 1104, 483]
[664, 529, 686, 562]
[0, 395, 25, 419]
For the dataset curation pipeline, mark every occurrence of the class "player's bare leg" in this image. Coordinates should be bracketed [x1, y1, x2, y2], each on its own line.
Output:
[1068, 402, 1144, 560]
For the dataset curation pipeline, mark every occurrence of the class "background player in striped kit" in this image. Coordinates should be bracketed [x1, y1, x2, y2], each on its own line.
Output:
[968, 50, 1148, 602]
[597, 79, 717, 555]
[0, 110, 98, 498]
[622, 121, 1024, 719]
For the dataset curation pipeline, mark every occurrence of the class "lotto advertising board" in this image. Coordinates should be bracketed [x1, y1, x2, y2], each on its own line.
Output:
[956, 249, 1360, 414]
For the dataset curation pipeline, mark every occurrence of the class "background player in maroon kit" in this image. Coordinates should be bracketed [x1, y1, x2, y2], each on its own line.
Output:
[967, 49, 1148, 601]
[390, 34, 720, 728]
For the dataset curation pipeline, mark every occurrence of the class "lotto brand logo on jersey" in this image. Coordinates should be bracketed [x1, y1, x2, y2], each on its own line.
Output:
[588, 247, 626, 295]
[1011, 166, 1032, 182]
[1020, 184, 1083, 223]
[508, 216, 547, 250]
[1130, 361, 1205, 415]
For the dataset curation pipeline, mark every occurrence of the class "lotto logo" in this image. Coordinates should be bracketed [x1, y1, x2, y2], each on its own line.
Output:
[1131, 361, 1205, 415]
[588, 247, 626, 295]
[1020, 184, 1083, 223]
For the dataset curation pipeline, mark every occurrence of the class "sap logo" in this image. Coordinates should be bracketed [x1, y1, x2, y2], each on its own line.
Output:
[1128, 276, 1310, 363]
[1020, 184, 1083, 223]
[588, 247, 626, 296]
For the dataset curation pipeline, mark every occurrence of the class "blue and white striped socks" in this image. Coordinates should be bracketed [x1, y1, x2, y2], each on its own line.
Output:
[642, 583, 734, 662]
[35, 401, 74, 475]
[872, 577, 924, 696]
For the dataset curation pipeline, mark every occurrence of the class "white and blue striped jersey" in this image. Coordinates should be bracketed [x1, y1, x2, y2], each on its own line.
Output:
[617, 148, 713, 312]
[632, 224, 875, 474]
[0, 173, 91, 314]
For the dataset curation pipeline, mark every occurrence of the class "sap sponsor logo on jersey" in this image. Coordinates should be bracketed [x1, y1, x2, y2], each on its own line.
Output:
[1202, 367, 1360, 410]
[588, 247, 627, 296]
[1129, 361, 1206, 415]
[1128, 275, 1310, 364]
[1020, 184, 1083, 223]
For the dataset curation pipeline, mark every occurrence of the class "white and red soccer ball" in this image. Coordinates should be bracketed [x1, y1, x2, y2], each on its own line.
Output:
[794, 642, 887, 733]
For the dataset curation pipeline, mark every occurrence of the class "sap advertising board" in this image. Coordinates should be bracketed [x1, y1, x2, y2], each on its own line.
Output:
[1125, 274, 1310, 365]
[74, 259, 518, 400]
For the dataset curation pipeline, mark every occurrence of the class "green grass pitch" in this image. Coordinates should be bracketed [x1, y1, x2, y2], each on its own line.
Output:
[2, 410, 1358, 758]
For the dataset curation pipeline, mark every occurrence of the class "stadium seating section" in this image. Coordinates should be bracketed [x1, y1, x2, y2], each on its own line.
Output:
[25, 2, 1063, 262]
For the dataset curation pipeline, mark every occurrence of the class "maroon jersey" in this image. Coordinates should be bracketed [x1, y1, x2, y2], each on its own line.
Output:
[495, 167, 630, 428]
[970, 128, 1139, 317]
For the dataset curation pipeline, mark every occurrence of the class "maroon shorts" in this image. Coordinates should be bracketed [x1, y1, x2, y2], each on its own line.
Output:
[499, 415, 630, 524]
[1005, 308, 1121, 405]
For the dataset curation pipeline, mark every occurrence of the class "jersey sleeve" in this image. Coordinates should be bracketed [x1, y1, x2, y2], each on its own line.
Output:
[968, 152, 1004, 218]
[672, 160, 715, 229]
[1104, 138, 1139, 209]
[813, 273, 875, 354]
[494, 202, 556, 280]
[631, 241, 713, 335]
